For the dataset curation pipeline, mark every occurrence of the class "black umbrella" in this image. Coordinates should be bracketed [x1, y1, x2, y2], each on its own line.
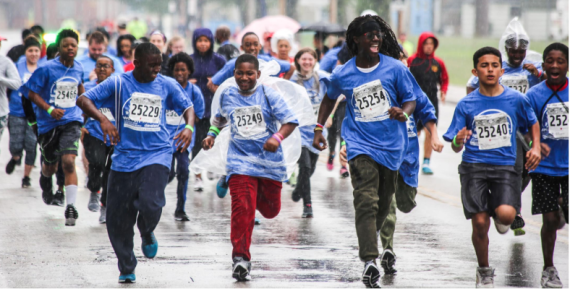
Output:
[298, 22, 346, 35]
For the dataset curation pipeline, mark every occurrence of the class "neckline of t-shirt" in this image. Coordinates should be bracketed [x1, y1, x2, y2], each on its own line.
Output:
[354, 54, 381, 74]
[477, 84, 509, 98]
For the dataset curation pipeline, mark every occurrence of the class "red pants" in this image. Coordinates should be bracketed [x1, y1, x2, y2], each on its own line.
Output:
[229, 174, 282, 261]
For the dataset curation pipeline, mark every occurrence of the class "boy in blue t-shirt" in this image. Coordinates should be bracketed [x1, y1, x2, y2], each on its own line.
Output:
[78, 43, 195, 284]
[525, 43, 568, 288]
[444, 47, 541, 288]
[165, 52, 205, 222]
[203, 54, 298, 282]
[24, 29, 85, 226]
[81, 56, 115, 223]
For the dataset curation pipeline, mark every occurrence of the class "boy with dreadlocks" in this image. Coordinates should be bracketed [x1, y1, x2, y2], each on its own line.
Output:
[313, 15, 421, 288]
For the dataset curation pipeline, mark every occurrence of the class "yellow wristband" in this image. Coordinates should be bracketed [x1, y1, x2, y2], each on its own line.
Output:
[47, 106, 55, 114]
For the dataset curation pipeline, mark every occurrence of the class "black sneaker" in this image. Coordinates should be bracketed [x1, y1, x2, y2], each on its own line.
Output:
[65, 204, 78, 226]
[291, 189, 301, 203]
[42, 190, 54, 205]
[302, 203, 313, 218]
[232, 257, 252, 281]
[52, 190, 65, 207]
[511, 214, 525, 230]
[174, 211, 190, 222]
[5, 159, 18, 175]
[362, 260, 381, 288]
[381, 249, 397, 274]
[22, 176, 32, 188]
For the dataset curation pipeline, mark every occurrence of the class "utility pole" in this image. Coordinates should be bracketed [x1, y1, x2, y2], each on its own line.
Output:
[475, 0, 489, 37]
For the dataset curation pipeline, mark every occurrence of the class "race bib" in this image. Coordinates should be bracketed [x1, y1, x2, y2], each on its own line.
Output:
[546, 102, 569, 139]
[128, 93, 162, 124]
[165, 110, 181, 126]
[100, 108, 115, 122]
[233, 105, 266, 138]
[353, 80, 389, 119]
[54, 81, 78, 108]
[406, 117, 417, 138]
[475, 113, 511, 150]
[312, 104, 320, 117]
[501, 75, 529, 94]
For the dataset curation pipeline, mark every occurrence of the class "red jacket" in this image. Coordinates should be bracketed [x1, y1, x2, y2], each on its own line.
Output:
[407, 32, 449, 96]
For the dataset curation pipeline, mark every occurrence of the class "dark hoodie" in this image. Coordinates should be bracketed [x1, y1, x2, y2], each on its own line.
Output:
[190, 28, 227, 119]
[407, 32, 449, 99]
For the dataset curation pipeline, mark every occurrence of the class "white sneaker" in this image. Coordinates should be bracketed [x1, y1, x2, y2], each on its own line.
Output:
[362, 261, 381, 288]
[476, 267, 495, 288]
[99, 206, 106, 224]
[541, 267, 563, 288]
[194, 177, 203, 192]
[493, 217, 509, 234]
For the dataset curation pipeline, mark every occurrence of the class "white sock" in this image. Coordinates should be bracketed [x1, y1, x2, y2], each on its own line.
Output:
[66, 185, 78, 206]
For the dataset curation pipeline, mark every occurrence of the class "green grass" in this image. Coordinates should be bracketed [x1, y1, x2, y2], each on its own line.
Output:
[408, 36, 552, 86]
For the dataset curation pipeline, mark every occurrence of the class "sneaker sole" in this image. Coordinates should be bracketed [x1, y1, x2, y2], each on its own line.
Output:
[302, 214, 313, 218]
[88, 206, 100, 212]
[362, 265, 381, 288]
[65, 218, 76, 226]
[232, 265, 250, 281]
[118, 279, 136, 283]
[381, 260, 397, 274]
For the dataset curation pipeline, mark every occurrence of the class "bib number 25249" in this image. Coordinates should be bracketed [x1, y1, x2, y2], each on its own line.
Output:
[234, 105, 266, 138]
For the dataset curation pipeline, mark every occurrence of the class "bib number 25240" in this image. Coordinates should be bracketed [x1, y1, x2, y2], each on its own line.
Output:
[474, 113, 511, 150]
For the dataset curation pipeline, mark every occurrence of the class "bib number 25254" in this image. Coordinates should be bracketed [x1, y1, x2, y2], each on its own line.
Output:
[353, 80, 389, 119]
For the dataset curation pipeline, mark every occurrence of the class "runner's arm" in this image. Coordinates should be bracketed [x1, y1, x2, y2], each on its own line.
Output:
[203, 115, 227, 150]
[325, 95, 344, 128]
[525, 122, 542, 170]
[313, 94, 337, 150]
[424, 121, 444, 152]
[282, 64, 296, 80]
[173, 106, 196, 152]
[28, 90, 65, 120]
[76, 95, 119, 144]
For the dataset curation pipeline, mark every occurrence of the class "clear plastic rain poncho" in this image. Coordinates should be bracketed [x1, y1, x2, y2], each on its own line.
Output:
[499, 17, 542, 63]
[190, 59, 315, 179]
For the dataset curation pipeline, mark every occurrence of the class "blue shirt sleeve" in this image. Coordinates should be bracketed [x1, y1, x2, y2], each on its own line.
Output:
[168, 80, 193, 116]
[191, 85, 205, 119]
[81, 76, 116, 107]
[443, 102, 467, 142]
[23, 66, 48, 97]
[517, 94, 538, 130]
[212, 60, 235, 86]
[415, 93, 437, 126]
[467, 76, 479, 89]
[264, 86, 298, 125]
[326, 71, 342, 100]
[396, 66, 420, 104]
[276, 59, 292, 74]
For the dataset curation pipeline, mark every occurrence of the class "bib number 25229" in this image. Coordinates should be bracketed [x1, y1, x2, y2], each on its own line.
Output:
[129, 92, 162, 124]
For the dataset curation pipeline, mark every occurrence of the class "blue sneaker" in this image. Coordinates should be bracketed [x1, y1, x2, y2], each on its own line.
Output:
[118, 273, 136, 283]
[422, 159, 433, 175]
[141, 232, 158, 258]
[254, 217, 261, 225]
[216, 176, 229, 198]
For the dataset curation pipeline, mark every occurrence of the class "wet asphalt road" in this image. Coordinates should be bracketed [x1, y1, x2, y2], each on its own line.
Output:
[0, 91, 567, 287]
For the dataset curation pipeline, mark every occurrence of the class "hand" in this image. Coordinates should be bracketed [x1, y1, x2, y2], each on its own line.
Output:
[189, 78, 197, 84]
[540, 143, 551, 159]
[523, 63, 539, 77]
[441, 91, 446, 104]
[325, 116, 333, 128]
[49, 108, 65, 120]
[312, 131, 328, 151]
[80, 127, 89, 143]
[455, 127, 472, 145]
[388, 107, 407, 122]
[101, 119, 119, 145]
[431, 135, 444, 152]
[174, 127, 193, 152]
[89, 70, 97, 81]
[525, 146, 541, 171]
[202, 136, 215, 150]
[339, 145, 348, 167]
[263, 136, 280, 152]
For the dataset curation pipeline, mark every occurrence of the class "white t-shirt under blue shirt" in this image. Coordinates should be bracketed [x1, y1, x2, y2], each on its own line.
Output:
[327, 53, 421, 171]
[82, 72, 193, 172]
[443, 85, 537, 166]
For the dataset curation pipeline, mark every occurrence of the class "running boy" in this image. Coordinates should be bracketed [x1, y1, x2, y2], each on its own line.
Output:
[444, 47, 541, 288]
[203, 54, 298, 281]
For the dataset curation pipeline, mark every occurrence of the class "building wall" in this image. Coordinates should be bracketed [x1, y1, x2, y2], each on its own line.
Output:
[409, 0, 433, 35]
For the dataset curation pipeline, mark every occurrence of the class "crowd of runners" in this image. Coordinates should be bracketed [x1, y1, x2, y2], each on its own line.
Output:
[0, 12, 567, 288]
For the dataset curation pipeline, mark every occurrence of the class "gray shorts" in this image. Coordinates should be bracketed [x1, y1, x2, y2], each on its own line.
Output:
[8, 115, 37, 165]
[38, 121, 81, 164]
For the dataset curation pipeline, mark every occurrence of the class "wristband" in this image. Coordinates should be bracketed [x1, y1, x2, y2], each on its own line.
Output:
[329, 114, 334, 119]
[271, 135, 282, 144]
[185, 124, 194, 132]
[452, 135, 462, 147]
[403, 112, 409, 120]
[207, 132, 217, 138]
[209, 126, 220, 135]
[275, 132, 284, 140]
[47, 106, 55, 114]
[314, 127, 323, 132]
[208, 129, 218, 136]
[316, 123, 324, 128]
[341, 140, 346, 146]
[529, 141, 532, 147]
[27, 121, 37, 127]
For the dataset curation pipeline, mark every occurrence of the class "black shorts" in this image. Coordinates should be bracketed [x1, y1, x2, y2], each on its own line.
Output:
[530, 173, 569, 215]
[459, 162, 520, 219]
[38, 121, 82, 164]
[417, 93, 438, 132]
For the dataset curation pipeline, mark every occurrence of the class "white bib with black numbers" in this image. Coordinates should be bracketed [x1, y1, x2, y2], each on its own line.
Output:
[406, 117, 417, 138]
[474, 113, 511, 150]
[128, 93, 162, 124]
[501, 75, 529, 94]
[312, 104, 320, 117]
[100, 108, 115, 122]
[165, 110, 181, 126]
[353, 80, 389, 120]
[54, 81, 78, 108]
[546, 102, 569, 139]
[233, 105, 266, 138]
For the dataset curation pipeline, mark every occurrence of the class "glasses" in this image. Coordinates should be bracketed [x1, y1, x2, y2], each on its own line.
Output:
[96, 64, 112, 69]
[364, 32, 383, 41]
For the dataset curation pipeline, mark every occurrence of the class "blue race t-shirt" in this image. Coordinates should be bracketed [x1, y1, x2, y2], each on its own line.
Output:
[467, 59, 542, 94]
[327, 53, 421, 170]
[211, 54, 291, 86]
[400, 92, 437, 187]
[83, 79, 116, 146]
[290, 70, 329, 154]
[526, 79, 569, 176]
[22, 57, 84, 135]
[216, 85, 298, 182]
[444, 86, 537, 166]
[166, 81, 205, 151]
[9, 60, 34, 117]
[82, 72, 193, 172]
[320, 46, 342, 73]
[76, 53, 125, 83]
